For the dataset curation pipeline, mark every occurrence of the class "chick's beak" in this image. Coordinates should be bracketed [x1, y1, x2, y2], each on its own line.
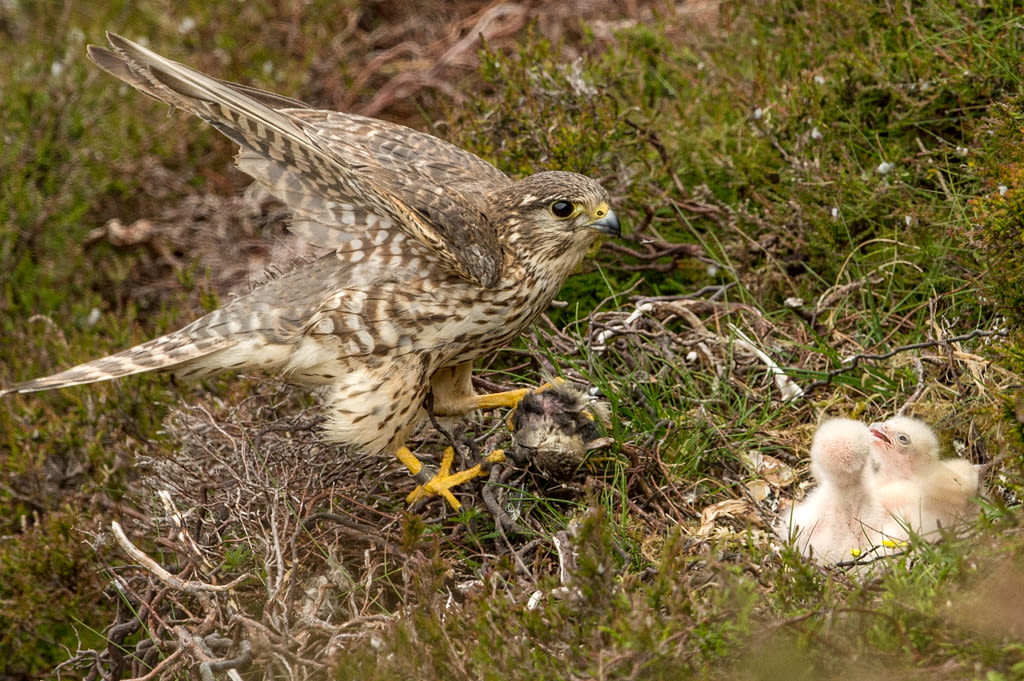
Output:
[869, 424, 891, 446]
[590, 208, 621, 237]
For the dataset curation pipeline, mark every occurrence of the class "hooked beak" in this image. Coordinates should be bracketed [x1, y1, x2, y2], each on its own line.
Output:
[589, 208, 621, 237]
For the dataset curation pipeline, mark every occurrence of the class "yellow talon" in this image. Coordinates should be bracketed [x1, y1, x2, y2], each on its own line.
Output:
[397, 379, 557, 509]
[398, 446, 506, 510]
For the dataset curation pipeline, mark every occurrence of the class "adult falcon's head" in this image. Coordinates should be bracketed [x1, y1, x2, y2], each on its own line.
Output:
[492, 171, 620, 279]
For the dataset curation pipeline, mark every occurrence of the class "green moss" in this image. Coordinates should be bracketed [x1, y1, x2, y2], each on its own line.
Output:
[0, 510, 107, 676]
[969, 99, 1024, 322]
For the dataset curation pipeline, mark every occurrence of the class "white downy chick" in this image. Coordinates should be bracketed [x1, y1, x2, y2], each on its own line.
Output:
[778, 418, 887, 565]
[877, 459, 981, 537]
[870, 417, 980, 537]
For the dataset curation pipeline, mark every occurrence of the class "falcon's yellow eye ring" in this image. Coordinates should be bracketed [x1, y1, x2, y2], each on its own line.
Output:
[550, 200, 576, 219]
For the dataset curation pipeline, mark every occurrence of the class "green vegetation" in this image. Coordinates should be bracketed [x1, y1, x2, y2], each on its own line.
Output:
[2, 0, 1024, 679]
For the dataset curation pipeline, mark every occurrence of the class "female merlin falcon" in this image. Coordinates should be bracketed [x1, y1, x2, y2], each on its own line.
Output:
[1, 33, 620, 508]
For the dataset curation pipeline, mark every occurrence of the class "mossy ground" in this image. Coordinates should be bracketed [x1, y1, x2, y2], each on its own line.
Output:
[2, 0, 1024, 679]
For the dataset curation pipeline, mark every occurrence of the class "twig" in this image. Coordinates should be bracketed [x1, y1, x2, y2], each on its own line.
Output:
[730, 324, 805, 402]
[201, 637, 252, 681]
[552, 531, 576, 585]
[298, 513, 403, 554]
[897, 357, 928, 414]
[268, 488, 285, 598]
[592, 302, 654, 351]
[111, 522, 256, 593]
[481, 463, 528, 539]
[801, 328, 1010, 394]
[122, 648, 184, 681]
[833, 543, 909, 569]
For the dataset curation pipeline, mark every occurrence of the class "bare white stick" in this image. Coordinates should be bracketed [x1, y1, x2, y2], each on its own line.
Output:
[111, 521, 256, 593]
[592, 302, 654, 351]
[729, 324, 805, 401]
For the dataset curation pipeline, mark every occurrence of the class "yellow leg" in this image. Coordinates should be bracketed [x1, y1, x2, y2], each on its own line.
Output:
[396, 446, 506, 510]
[471, 388, 531, 410]
[395, 379, 562, 509]
[464, 378, 566, 412]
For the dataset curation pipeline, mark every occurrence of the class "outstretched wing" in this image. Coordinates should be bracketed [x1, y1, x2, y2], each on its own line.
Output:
[88, 32, 508, 287]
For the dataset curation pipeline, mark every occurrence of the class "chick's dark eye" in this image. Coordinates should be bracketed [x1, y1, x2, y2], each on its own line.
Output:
[550, 200, 575, 218]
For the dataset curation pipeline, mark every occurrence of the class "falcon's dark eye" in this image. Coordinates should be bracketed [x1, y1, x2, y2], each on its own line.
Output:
[550, 200, 575, 218]
[897, 434, 910, 445]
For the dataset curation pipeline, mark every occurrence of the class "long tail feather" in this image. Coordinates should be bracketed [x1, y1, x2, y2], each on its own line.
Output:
[1, 333, 235, 396]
